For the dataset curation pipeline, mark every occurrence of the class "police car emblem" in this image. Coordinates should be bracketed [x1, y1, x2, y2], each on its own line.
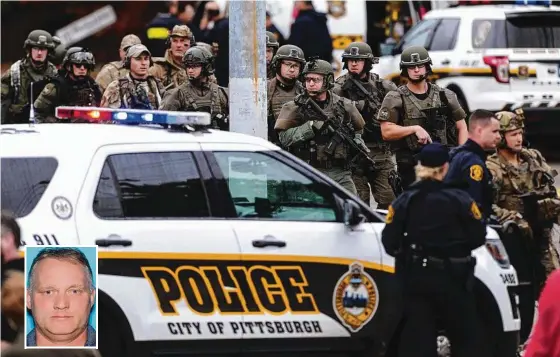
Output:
[51, 196, 73, 220]
[333, 262, 379, 332]
[518, 65, 529, 79]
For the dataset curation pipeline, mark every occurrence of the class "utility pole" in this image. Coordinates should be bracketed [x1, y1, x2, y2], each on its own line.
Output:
[228, 0, 267, 139]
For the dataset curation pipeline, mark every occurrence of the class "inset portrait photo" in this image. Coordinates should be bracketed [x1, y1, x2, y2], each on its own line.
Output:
[24, 246, 98, 348]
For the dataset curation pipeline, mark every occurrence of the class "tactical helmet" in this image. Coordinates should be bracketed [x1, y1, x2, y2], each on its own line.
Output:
[183, 46, 214, 76]
[271, 44, 305, 74]
[62, 47, 95, 71]
[496, 109, 525, 149]
[341, 42, 377, 73]
[51, 43, 68, 66]
[24, 30, 55, 50]
[300, 58, 334, 92]
[266, 31, 279, 49]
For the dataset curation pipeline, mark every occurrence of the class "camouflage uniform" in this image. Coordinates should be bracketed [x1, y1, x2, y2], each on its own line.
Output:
[149, 25, 193, 91]
[267, 45, 305, 144]
[274, 59, 366, 194]
[377, 46, 466, 189]
[266, 31, 279, 80]
[1, 30, 57, 124]
[101, 44, 164, 110]
[160, 47, 228, 130]
[334, 42, 398, 208]
[95, 34, 141, 94]
[33, 48, 101, 123]
[487, 110, 560, 279]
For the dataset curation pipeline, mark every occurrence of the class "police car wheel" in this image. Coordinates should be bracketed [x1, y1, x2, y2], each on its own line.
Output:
[98, 307, 129, 357]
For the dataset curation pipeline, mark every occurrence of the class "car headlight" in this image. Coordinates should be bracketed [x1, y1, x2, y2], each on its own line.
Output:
[485, 238, 511, 269]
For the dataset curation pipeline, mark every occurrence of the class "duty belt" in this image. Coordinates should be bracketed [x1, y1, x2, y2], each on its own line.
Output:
[411, 255, 473, 270]
[315, 159, 348, 170]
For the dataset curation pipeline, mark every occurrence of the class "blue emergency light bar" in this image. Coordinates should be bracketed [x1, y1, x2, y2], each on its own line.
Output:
[55, 106, 212, 127]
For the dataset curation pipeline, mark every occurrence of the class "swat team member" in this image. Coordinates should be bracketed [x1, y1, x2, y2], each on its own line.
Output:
[267, 44, 306, 144]
[160, 46, 229, 130]
[1, 30, 57, 124]
[274, 59, 366, 194]
[334, 42, 398, 209]
[266, 31, 280, 80]
[95, 34, 142, 94]
[149, 25, 193, 91]
[34, 48, 101, 123]
[382, 143, 485, 357]
[101, 44, 165, 110]
[445, 110, 501, 222]
[377, 46, 468, 189]
[486, 110, 560, 343]
[193, 42, 218, 84]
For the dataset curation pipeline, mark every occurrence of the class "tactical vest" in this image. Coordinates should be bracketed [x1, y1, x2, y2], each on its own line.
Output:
[52, 76, 101, 107]
[178, 83, 225, 116]
[489, 149, 555, 213]
[118, 76, 162, 110]
[294, 94, 349, 162]
[153, 57, 187, 88]
[337, 73, 386, 147]
[397, 84, 449, 152]
[267, 78, 302, 121]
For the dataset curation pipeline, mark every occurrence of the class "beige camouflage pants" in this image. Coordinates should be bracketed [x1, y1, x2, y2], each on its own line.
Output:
[317, 167, 357, 195]
[542, 227, 560, 275]
[352, 149, 396, 209]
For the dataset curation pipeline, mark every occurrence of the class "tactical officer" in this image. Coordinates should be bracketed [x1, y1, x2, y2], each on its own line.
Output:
[445, 109, 501, 222]
[274, 59, 366, 194]
[1, 30, 57, 124]
[267, 44, 306, 144]
[159, 47, 229, 130]
[149, 25, 193, 90]
[486, 110, 560, 343]
[377, 46, 468, 189]
[95, 34, 142, 94]
[48, 36, 67, 68]
[382, 143, 485, 357]
[33, 47, 101, 123]
[193, 43, 218, 84]
[101, 44, 165, 109]
[334, 42, 398, 209]
[266, 31, 280, 79]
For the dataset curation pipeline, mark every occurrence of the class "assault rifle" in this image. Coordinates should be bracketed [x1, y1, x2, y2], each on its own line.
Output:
[519, 191, 558, 231]
[420, 107, 447, 145]
[345, 77, 384, 142]
[298, 94, 375, 168]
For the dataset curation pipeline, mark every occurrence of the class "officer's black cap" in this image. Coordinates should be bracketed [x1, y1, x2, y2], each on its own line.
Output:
[415, 143, 449, 168]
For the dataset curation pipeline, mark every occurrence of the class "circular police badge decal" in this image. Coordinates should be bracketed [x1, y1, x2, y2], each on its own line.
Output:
[51, 196, 73, 220]
[333, 262, 379, 332]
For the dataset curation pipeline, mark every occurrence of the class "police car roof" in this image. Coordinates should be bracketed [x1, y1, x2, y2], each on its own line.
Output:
[425, 4, 560, 20]
[0, 124, 279, 157]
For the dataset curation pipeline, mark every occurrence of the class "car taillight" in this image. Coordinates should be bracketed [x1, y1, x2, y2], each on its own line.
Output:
[483, 55, 510, 84]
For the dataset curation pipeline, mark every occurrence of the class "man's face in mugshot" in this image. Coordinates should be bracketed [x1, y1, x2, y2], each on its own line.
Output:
[27, 258, 94, 343]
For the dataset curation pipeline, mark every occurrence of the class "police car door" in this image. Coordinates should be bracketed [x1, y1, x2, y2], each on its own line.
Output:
[201, 142, 392, 355]
[74, 143, 242, 355]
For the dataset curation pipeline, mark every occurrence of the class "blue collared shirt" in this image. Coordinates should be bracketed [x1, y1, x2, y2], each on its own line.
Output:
[26, 325, 96, 347]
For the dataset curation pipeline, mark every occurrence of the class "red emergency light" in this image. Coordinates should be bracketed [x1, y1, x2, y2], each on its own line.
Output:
[55, 107, 114, 122]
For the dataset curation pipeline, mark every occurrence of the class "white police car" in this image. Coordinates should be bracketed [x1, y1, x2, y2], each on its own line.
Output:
[376, 3, 560, 137]
[1, 108, 519, 357]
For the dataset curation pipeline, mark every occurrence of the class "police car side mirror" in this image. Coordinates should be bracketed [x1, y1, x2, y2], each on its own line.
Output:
[343, 199, 365, 227]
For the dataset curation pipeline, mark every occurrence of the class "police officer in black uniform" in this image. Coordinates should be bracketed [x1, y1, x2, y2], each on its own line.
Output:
[382, 143, 486, 357]
[445, 109, 501, 222]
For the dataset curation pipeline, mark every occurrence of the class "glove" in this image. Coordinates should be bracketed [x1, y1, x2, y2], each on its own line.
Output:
[537, 198, 560, 222]
[310, 120, 324, 131]
[496, 208, 522, 224]
[352, 100, 366, 111]
[353, 134, 370, 153]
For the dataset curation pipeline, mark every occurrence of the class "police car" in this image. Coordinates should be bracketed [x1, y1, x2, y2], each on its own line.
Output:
[1, 108, 519, 357]
[376, 3, 560, 137]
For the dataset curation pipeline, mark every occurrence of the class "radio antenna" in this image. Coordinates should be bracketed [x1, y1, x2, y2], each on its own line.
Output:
[29, 82, 36, 126]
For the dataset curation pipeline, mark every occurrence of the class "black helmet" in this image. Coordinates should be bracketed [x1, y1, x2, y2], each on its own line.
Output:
[341, 42, 377, 73]
[271, 44, 305, 74]
[300, 58, 334, 92]
[24, 30, 55, 50]
[266, 31, 279, 49]
[400, 46, 432, 69]
[62, 47, 96, 71]
[51, 43, 68, 66]
[183, 46, 214, 77]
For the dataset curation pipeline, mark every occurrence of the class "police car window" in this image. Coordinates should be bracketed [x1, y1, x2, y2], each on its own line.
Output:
[1, 157, 58, 218]
[213, 152, 337, 222]
[93, 152, 209, 219]
[472, 20, 507, 48]
[398, 19, 439, 51]
[505, 14, 560, 48]
[430, 18, 460, 51]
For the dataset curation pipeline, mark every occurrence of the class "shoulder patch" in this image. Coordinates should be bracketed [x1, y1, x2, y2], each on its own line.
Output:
[470, 201, 482, 220]
[378, 107, 389, 121]
[469, 164, 483, 182]
[385, 205, 394, 224]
